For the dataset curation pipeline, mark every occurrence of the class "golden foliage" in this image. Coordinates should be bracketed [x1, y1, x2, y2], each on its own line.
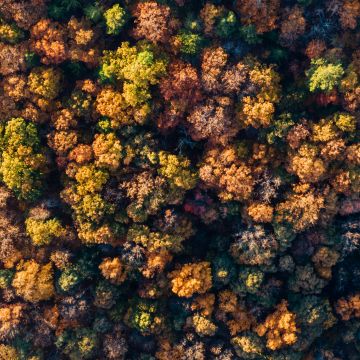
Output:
[237, 63, 281, 128]
[192, 314, 217, 336]
[28, 66, 62, 100]
[247, 202, 274, 223]
[276, 186, 325, 231]
[142, 250, 173, 279]
[288, 144, 327, 183]
[12, 260, 54, 303]
[0, 304, 25, 340]
[199, 145, 254, 201]
[256, 300, 299, 350]
[99, 257, 127, 285]
[0, 344, 19, 360]
[92, 133, 123, 171]
[169, 262, 212, 298]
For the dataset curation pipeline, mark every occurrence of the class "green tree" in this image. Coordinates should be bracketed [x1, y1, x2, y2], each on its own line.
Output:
[307, 58, 344, 93]
[0, 118, 46, 201]
[104, 4, 127, 35]
[215, 11, 237, 38]
[127, 299, 164, 335]
[100, 41, 167, 87]
[175, 30, 205, 56]
[56, 328, 99, 360]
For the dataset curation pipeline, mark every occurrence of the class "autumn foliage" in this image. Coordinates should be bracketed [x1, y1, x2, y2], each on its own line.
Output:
[0, 1, 358, 359]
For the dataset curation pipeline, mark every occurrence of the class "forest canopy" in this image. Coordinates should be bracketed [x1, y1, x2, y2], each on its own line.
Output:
[0, 0, 359, 359]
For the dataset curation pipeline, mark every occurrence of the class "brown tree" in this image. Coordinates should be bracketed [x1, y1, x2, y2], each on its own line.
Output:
[132, 1, 178, 44]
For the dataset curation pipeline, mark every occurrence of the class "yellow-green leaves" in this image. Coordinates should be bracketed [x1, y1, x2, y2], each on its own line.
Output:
[307, 58, 344, 93]
[158, 151, 197, 190]
[104, 4, 127, 35]
[0, 118, 46, 201]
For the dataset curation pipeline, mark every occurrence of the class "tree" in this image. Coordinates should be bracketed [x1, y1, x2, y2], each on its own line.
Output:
[0, 303, 25, 340]
[132, 1, 176, 44]
[200, 3, 237, 38]
[0, 117, 46, 201]
[0, 43, 27, 76]
[217, 290, 255, 335]
[236, 0, 280, 34]
[103, 327, 128, 360]
[247, 202, 274, 223]
[55, 328, 99, 360]
[172, 30, 205, 57]
[99, 257, 127, 285]
[100, 41, 167, 88]
[159, 60, 202, 121]
[99, 42, 168, 125]
[92, 133, 123, 171]
[201, 47, 248, 95]
[312, 246, 339, 279]
[169, 262, 212, 298]
[30, 18, 68, 64]
[307, 59, 344, 93]
[255, 300, 299, 350]
[0, 344, 19, 360]
[335, 293, 360, 320]
[67, 17, 101, 67]
[28, 67, 62, 104]
[237, 61, 281, 128]
[287, 144, 327, 183]
[12, 260, 54, 303]
[120, 171, 169, 222]
[186, 96, 239, 145]
[231, 332, 264, 359]
[275, 185, 325, 232]
[192, 314, 217, 337]
[0, 17, 24, 44]
[231, 225, 278, 267]
[292, 295, 336, 351]
[279, 6, 306, 45]
[0, 0, 46, 30]
[25, 217, 65, 246]
[127, 299, 164, 335]
[288, 264, 327, 295]
[104, 4, 127, 35]
[199, 145, 254, 201]
[339, 0, 360, 29]
[157, 151, 197, 191]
